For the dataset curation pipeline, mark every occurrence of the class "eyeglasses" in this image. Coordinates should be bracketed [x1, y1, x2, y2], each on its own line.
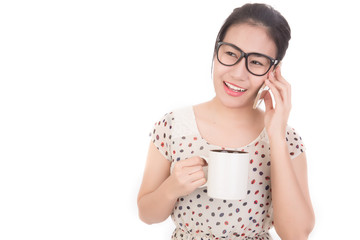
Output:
[216, 41, 279, 76]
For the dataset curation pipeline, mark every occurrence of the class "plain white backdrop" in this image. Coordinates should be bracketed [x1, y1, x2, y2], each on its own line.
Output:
[1, 0, 359, 239]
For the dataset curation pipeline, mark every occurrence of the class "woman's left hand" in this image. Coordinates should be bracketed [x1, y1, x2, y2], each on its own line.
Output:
[263, 65, 291, 139]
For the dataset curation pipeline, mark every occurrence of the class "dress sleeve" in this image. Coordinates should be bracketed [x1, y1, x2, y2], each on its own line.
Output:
[149, 112, 173, 162]
[286, 126, 306, 159]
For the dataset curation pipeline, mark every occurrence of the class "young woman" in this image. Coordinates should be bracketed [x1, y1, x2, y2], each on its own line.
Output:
[138, 3, 315, 240]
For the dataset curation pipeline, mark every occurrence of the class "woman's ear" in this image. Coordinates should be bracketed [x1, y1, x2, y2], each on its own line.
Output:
[274, 61, 282, 71]
[267, 61, 281, 79]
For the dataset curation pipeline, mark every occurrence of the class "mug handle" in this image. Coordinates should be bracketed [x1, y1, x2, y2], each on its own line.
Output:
[199, 156, 209, 188]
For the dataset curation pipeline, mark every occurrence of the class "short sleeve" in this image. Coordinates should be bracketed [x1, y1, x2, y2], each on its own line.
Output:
[286, 126, 306, 159]
[149, 112, 173, 162]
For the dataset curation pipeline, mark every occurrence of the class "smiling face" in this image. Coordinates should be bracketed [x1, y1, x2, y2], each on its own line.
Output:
[212, 23, 277, 109]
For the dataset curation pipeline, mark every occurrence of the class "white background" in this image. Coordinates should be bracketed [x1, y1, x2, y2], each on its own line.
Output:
[1, 0, 359, 239]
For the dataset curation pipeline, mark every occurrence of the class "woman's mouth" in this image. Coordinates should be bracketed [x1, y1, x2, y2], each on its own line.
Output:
[223, 81, 247, 97]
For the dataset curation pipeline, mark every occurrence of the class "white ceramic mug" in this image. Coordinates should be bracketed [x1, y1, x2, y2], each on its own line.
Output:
[201, 150, 249, 200]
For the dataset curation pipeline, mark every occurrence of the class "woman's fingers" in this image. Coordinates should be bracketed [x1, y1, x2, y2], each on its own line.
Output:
[276, 66, 291, 103]
[191, 177, 207, 188]
[265, 78, 282, 107]
[274, 65, 287, 84]
[263, 90, 273, 112]
[188, 169, 205, 182]
[178, 156, 207, 168]
[173, 157, 207, 181]
[266, 67, 291, 108]
[269, 70, 287, 101]
[183, 165, 203, 175]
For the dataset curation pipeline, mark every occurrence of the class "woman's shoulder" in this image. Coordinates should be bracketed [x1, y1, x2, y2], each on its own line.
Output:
[152, 105, 198, 137]
[285, 125, 304, 142]
[285, 125, 306, 158]
[155, 105, 194, 123]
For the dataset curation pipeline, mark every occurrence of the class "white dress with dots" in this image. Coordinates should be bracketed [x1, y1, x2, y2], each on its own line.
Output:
[150, 106, 306, 240]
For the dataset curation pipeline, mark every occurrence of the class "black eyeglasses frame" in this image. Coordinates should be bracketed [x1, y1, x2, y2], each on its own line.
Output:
[216, 41, 279, 76]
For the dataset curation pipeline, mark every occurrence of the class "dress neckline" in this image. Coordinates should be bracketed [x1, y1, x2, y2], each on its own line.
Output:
[188, 105, 268, 150]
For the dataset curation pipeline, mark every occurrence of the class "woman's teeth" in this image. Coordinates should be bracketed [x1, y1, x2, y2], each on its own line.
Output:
[224, 82, 247, 92]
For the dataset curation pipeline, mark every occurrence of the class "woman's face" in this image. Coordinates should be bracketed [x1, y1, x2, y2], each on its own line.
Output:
[212, 23, 277, 109]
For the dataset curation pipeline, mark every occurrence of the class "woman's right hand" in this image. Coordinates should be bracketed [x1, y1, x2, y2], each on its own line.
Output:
[166, 156, 207, 199]
[138, 143, 207, 224]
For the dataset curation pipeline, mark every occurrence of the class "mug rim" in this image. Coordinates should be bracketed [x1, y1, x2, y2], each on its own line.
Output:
[210, 149, 248, 154]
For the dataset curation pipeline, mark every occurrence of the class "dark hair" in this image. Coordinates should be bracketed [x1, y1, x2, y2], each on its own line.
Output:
[214, 3, 291, 61]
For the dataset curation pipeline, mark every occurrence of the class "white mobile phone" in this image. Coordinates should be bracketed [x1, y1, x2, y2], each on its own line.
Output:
[252, 82, 269, 109]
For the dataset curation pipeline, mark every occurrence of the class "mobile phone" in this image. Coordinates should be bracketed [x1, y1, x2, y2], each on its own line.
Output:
[252, 82, 269, 109]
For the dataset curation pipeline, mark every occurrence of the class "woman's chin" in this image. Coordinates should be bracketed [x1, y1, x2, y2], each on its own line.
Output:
[215, 96, 253, 109]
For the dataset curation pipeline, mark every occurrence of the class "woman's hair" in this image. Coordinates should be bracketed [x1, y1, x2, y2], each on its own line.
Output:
[214, 3, 291, 61]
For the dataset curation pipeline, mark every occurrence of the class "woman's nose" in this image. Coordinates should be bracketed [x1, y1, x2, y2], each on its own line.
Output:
[229, 58, 248, 79]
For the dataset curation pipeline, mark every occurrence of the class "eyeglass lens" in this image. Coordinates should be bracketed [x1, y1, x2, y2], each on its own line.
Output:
[217, 44, 272, 76]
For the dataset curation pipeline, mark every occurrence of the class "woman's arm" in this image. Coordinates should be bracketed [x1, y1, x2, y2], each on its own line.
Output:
[137, 142, 206, 224]
[269, 138, 315, 239]
[263, 66, 315, 239]
[137, 142, 176, 224]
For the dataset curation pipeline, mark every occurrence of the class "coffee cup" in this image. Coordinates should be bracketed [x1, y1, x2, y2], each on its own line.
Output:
[201, 150, 249, 200]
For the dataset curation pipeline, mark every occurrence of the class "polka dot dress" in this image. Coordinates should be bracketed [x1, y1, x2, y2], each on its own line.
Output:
[150, 106, 305, 240]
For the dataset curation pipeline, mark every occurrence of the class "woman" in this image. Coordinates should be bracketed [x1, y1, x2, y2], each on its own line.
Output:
[137, 3, 315, 240]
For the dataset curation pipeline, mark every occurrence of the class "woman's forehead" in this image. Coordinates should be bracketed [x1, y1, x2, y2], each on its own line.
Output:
[223, 23, 277, 58]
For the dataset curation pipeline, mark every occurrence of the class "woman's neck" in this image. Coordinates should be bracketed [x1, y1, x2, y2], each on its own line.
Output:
[205, 97, 264, 127]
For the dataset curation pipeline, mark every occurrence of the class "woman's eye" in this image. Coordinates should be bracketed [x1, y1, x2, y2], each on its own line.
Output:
[250, 60, 264, 66]
[226, 51, 237, 58]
